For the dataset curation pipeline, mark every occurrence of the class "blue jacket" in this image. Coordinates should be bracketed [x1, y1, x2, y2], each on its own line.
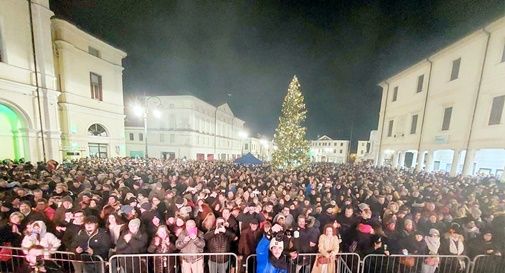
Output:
[256, 236, 288, 273]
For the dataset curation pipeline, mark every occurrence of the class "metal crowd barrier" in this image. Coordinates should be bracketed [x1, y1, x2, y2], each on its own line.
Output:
[361, 254, 471, 273]
[0, 245, 105, 273]
[470, 255, 505, 273]
[243, 253, 361, 273]
[108, 252, 239, 273]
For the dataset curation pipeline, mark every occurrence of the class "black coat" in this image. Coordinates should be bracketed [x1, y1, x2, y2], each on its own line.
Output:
[116, 230, 149, 254]
[71, 228, 112, 259]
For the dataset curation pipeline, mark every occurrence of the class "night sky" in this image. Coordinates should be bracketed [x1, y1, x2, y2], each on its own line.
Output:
[49, 0, 504, 148]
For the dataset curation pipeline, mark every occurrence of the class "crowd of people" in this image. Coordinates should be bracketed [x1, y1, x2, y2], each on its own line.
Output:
[0, 157, 504, 273]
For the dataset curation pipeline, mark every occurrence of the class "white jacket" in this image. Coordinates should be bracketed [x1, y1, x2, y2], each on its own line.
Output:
[21, 220, 61, 253]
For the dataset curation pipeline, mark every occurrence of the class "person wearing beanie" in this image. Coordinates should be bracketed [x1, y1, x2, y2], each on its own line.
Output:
[422, 229, 441, 273]
[116, 218, 148, 273]
[256, 224, 288, 273]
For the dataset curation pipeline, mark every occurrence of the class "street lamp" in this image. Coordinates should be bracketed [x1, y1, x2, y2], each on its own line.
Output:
[238, 131, 248, 155]
[132, 96, 162, 159]
[260, 139, 269, 160]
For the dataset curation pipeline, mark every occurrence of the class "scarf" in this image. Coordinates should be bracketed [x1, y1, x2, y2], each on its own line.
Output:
[424, 236, 440, 254]
[270, 254, 288, 270]
[448, 237, 464, 255]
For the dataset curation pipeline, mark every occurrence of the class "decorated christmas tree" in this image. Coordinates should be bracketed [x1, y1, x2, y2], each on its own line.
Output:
[272, 75, 310, 170]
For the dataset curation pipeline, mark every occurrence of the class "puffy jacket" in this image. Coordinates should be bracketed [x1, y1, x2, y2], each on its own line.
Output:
[256, 236, 288, 273]
[21, 221, 61, 253]
[204, 228, 235, 262]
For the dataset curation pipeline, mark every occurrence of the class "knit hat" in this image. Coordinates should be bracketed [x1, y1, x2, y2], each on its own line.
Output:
[429, 228, 440, 237]
[128, 218, 141, 230]
[269, 238, 284, 250]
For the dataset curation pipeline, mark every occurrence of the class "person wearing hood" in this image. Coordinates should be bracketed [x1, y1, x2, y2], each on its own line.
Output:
[256, 224, 289, 273]
[468, 229, 501, 258]
[21, 220, 61, 254]
[440, 223, 466, 272]
[422, 229, 441, 273]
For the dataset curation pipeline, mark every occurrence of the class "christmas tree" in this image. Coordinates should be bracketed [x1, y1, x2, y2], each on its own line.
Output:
[272, 75, 310, 170]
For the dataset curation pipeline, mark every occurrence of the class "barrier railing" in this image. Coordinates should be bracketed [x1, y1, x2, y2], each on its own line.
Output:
[0, 245, 105, 273]
[108, 252, 239, 273]
[244, 253, 361, 273]
[470, 255, 505, 273]
[361, 254, 471, 273]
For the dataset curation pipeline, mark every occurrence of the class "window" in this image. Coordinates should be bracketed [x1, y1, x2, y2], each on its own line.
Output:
[392, 87, 398, 102]
[450, 58, 461, 81]
[245, 143, 249, 150]
[139, 133, 144, 141]
[88, 46, 100, 58]
[160, 133, 165, 143]
[387, 120, 394, 137]
[339, 149, 343, 154]
[88, 124, 107, 136]
[417, 75, 424, 93]
[442, 107, 452, 131]
[90, 72, 103, 101]
[340, 143, 344, 147]
[129, 133, 134, 141]
[89, 143, 108, 158]
[489, 95, 505, 125]
[410, 114, 418, 134]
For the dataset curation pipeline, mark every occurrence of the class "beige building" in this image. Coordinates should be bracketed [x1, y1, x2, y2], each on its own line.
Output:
[242, 136, 272, 161]
[0, 0, 127, 161]
[376, 16, 505, 177]
[125, 95, 246, 160]
[310, 135, 349, 163]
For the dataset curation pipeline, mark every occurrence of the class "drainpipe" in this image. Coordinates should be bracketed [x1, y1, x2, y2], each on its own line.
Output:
[416, 58, 433, 169]
[376, 82, 390, 166]
[462, 29, 491, 174]
[28, 0, 47, 162]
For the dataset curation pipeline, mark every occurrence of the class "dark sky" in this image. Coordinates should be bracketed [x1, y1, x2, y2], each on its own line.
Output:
[49, 0, 504, 148]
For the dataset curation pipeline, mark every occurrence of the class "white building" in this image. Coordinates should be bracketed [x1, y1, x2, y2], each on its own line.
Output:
[356, 130, 379, 163]
[309, 135, 349, 163]
[376, 16, 505, 177]
[53, 19, 127, 159]
[125, 95, 246, 160]
[242, 137, 272, 161]
[0, 0, 126, 161]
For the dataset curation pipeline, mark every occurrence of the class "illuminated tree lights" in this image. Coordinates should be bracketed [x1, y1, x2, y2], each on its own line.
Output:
[272, 75, 310, 170]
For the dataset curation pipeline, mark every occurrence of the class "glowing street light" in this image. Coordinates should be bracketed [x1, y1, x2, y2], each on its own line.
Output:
[131, 96, 162, 158]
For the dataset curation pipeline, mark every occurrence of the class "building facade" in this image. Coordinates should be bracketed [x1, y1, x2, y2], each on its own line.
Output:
[242, 137, 272, 161]
[376, 17, 505, 177]
[309, 135, 349, 163]
[53, 19, 127, 159]
[0, 0, 127, 162]
[125, 96, 246, 160]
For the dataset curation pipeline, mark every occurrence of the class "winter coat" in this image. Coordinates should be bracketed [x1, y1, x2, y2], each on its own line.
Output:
[71, 228, 112, 259]
[116, 230, 149, 254]
[147, 235, 177, 273]
[204, 228, 236, 262]
[0, 222, 23, 247]
[238, 227, 262, 257]
[21, 221, 61, 253]
[175, 229, 205, 263]
[256, 236, 288, 273]
[311, 234, 340, 273]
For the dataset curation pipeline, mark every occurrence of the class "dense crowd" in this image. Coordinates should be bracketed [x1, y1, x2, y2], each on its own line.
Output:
[0, 158, 504, 273]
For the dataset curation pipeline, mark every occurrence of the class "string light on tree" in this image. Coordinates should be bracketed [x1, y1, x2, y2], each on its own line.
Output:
[272, 75, 310, 170]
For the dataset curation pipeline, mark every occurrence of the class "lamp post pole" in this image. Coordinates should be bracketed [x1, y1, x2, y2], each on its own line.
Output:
[139, 96, 162, 160]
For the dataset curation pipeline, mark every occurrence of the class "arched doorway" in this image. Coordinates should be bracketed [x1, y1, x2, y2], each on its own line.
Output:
[0, 103, 28, 160]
